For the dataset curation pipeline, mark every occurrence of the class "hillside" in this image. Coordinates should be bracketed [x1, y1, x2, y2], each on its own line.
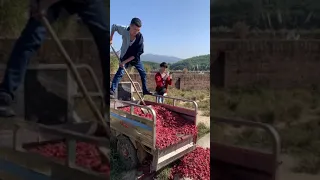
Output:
[110, 54, 210, 72]
[142, 61, 161, 70]
[141, 54, 181, 63]
[170, 55, 210, 71]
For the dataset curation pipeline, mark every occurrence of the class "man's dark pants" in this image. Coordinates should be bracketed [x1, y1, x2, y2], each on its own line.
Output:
[0, 0, 109, 113]
[110, 61, 148, 94]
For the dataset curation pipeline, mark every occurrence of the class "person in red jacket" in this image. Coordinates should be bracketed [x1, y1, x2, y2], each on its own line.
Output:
[155, 62, 172, 103]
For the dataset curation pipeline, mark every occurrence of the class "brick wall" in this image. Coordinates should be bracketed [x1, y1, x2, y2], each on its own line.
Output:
[212, 31, 320, 39]
[111, 73, 210, 91]
[0, 38, 209, 90]
[211, 39, 320, 88]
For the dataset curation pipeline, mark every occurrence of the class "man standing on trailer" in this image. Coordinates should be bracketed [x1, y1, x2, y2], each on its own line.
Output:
[110, 18, 152, 99]
[0, 0, 109, 117]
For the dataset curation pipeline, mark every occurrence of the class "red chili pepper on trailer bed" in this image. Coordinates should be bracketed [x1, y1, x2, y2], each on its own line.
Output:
[118, 105, 198, 149]
[27, 141, 110, 175]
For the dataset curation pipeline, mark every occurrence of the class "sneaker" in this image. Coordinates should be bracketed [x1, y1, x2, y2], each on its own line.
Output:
[110, 90, 115, 99]
[0, 92, 15, 117]
[143, 91, 153, 96]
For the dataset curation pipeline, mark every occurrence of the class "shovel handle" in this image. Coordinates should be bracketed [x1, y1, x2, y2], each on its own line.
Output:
[41, 16, 110, 137]
[110, 45, 146, 106]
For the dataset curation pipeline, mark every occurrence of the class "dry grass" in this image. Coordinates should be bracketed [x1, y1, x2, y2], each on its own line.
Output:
[156, 166, 172, 180]
[197, 122, 210, 139]
[136, 88, 210, 114]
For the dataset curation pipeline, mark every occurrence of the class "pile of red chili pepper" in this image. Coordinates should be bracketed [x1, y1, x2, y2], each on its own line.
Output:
[170, 147, 210, 180]
[27, 141, 109, 175]
[118, 105, 197, 149]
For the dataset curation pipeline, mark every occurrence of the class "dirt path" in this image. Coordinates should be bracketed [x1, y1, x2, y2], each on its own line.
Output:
[197, 133, 210, 148]
[196, 111, 210, 148]
[279, 155, 320, 180]
[196, 110, 210, 127]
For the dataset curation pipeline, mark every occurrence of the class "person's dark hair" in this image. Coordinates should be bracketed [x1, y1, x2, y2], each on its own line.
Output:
[160, 62, 168, 68]
[130, 17, 142, 27]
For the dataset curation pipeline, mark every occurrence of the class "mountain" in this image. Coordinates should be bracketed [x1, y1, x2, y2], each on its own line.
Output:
[141, 54, 181, 64]
[170, 54, 210, 71]
[110, 53, 210, 71]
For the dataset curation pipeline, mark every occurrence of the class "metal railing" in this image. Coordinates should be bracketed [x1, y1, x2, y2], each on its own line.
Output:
[212, 116, 281, 180]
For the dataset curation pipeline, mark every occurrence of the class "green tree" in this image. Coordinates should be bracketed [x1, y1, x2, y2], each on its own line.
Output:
[142, 61, 159, 70]
[170, 55, 210, 71]
[182, 68, 188, 74]
[129, 66, 137, 74]
[110, 55, 118, 74]
[144, 64, 151, 73]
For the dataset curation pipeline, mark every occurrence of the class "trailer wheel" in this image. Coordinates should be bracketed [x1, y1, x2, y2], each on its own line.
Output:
[117, 135, 138, 170]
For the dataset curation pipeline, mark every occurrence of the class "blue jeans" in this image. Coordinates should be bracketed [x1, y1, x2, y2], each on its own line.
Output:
[156, 93, 167, 103]
[110, 61, 149, 93]
[0, 0, 109, 103]
[156, 96, 164, 103]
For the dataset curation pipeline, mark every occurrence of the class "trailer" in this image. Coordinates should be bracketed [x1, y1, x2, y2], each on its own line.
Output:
[211, 116, 282, 180]
[0, 119, 109, 180]
[110, 82, 198, 173]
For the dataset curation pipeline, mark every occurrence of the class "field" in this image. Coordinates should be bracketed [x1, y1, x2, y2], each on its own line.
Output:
[211, 87, 320, 175]
[111, 88, 210, 179]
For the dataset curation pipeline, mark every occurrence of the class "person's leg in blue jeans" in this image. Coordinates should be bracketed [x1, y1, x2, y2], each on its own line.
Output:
[159, 96, 164, 103]
[134, 61, 152, 95]
[110, 63, 129, 98]
[0, 3, 63, 117]
[74, 0, 109, 105]
[156, 95, 164, 103]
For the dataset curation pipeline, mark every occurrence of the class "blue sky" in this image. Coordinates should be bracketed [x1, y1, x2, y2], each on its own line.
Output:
[110, 0, 210, 59]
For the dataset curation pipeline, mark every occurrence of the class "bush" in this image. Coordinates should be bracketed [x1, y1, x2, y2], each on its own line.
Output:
[182, 68, 188, 74]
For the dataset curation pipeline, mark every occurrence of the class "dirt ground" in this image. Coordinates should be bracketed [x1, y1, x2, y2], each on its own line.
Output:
[196, 110, 210, 126]
[279, 155, 320, 180]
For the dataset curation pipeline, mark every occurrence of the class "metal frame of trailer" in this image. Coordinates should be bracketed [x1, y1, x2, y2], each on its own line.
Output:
[211, 116, 281, 180]
[0, 119, 109, 180]
[110, 82, 198, 172]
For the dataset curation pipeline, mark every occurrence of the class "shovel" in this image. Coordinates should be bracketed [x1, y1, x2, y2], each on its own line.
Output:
[41, 16, 110, 161]
[110, 45, 151, 114]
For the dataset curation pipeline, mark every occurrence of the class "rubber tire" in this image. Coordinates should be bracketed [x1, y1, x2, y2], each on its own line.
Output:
[117, 135, 138, 170]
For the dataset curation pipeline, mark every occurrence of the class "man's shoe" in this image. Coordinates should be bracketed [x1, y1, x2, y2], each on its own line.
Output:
[143, 91, 153, 96]
[0, 92, 15, 117]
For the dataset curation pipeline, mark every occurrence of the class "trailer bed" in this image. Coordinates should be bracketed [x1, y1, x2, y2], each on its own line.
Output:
[0, 118, 109, 180]
[110, 96, 198, 172]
